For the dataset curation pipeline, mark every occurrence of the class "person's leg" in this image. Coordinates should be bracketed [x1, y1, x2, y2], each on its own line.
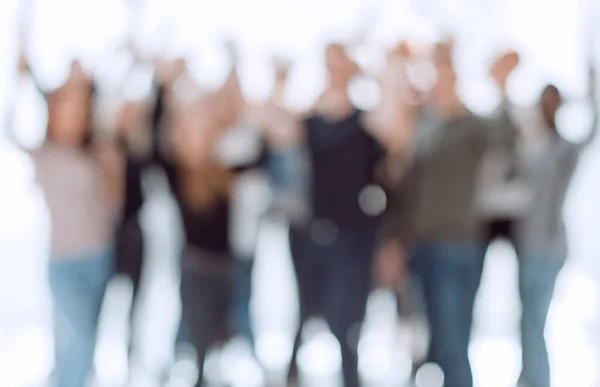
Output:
[288, 323, 304, 381]
[322, 234, 373, 387]
[49, 252, 112, 387]
[180, 269, 233, 387]
[325, 264, 369, 387]
[175, 251, 191, 349]
[287, 229, 319, 382]
[115, 219, 145, 357]
[174, 319, 191, 349]
[418, 241, 483, 387]
[231, 259, 255, 345]
[116, 219, 144, 301]
[518, 256, 563, 387]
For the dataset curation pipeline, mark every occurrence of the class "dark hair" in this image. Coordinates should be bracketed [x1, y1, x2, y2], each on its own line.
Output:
[542, 84, 560, 97]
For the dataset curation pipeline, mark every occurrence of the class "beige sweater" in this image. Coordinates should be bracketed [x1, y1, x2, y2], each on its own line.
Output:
[33, 143, 117, 258]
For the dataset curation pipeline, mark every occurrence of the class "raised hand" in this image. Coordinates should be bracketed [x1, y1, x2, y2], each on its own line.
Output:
[17, 52, 29, 73]
[490, 50, 520, 94]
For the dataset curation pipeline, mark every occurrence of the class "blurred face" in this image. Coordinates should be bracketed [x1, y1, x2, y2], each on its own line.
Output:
[325, 44, 358, 87]
[173, 99, 217, 168]
[47, 82, 92, 146]
[541, 86, 561, 130]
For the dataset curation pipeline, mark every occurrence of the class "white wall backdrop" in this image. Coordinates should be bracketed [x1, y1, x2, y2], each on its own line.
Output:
[0, 1, 599, 386]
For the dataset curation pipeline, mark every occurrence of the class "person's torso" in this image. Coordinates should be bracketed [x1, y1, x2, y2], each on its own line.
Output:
[180, 198, 232, 254]
[515, 137, 579, 255]
[475, 107, 533, 220]
[221, 122, 270, 258]
[34, 143, 115, 257]
[304, 110, 382, 230]
[403, 111, 489, 240]
[166, 122, 265, 257]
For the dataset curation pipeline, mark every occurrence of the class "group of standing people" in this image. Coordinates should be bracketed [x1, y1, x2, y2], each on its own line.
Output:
[8, 33, 597, 387]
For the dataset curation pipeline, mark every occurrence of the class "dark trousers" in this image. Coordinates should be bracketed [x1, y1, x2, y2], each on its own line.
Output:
[114, 218, 144, 355]
[180, 252, 234, 387]
[483, 218, 517, 253]
[115, 219, 144, 298]
[288, 229, 375, 387]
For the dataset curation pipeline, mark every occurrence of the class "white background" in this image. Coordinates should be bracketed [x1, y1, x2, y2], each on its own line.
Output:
[1, 0, 600, 386]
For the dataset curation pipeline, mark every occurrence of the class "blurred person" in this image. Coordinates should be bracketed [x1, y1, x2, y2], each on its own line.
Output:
[514, 65, 597, 387]
[205, 39, 269, 351]
[365, 41, 421, 165]
[17, 56, 123, 387]
[379, 40, 518, 387]
[477, 50, 524, 256]
[165, 92, 238, 386]
[254, 58, 306, 208]
[145, 56, 199, 376]
[17, 55, 94, 102]
[218, 46, 306, 355]
[217, 68, 264, 349]
[107, 54, 202, 383]
[365, 41, 428, 375]
[152, 57, 190, 165]
[287, 43, 387, 387]
[245, 58, 308, 226]
[112, 96, 153, 368]
[161, 78, 279, 385]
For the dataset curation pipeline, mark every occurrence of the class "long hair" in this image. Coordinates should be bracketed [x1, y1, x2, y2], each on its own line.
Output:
[171, 93, 236, 213]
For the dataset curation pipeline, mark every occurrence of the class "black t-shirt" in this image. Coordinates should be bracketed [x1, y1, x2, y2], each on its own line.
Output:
[302, 110, 385, 231]
[120, 81, 268, 257]
[162, 151, 267, 257]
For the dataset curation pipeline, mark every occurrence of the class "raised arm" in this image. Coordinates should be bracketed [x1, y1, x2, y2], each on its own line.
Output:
[484, 103, 520, 151]
[362, 43, 421, 157]
[482, 50, 521, 151]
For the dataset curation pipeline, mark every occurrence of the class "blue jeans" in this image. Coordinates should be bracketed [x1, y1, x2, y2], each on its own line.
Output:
[411, 241, 485, 387]
[49, 251, 112, 387]
[518, 256, 563, 387]
[268, 148, 303, 193]
[175, 252, 191, 349]
[180, 268, 234, 387]
[289, 228, 376, 387]
[231, 259, 254, 345]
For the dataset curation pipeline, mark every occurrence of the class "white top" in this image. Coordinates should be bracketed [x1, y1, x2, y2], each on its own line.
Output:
[476, 104, 535, 220]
